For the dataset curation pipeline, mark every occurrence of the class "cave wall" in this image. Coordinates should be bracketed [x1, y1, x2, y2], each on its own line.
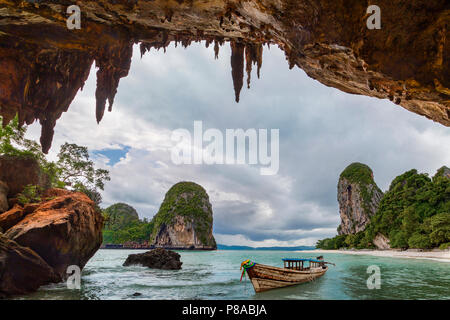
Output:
[0, 0, 448, 152]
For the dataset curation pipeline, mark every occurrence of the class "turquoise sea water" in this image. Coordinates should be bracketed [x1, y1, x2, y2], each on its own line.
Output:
[17, 249, 450, 300]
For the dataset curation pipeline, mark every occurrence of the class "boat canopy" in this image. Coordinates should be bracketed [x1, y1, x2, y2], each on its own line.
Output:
[282, 258, 323, 263]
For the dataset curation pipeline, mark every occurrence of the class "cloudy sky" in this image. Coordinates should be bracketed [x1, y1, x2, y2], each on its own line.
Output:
[26, 42, 450, 247]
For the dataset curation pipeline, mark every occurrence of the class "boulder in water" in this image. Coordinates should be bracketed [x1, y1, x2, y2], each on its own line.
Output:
[123, 248, 182, 270]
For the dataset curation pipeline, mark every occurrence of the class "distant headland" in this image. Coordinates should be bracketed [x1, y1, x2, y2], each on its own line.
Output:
[102, 181, 216, 250]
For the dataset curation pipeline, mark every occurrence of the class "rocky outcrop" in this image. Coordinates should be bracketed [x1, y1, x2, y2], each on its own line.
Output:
[373, 233, 391, 250]
[103, 203, 139, 229]
[0, 1, 448, 152]
[0, 156, 49, 198]
[0, 233, 58, 297]
[337, 163, 383, 235]
[4, 189, 104, 279]
[123, 248, 182, 270]
[150, 182, 216, 250]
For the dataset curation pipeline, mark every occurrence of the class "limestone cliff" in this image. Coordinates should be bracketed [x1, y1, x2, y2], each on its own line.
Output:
[150, 182, 216, 250]
[0, 1, 448, 152]
[337, 163, 383, 235]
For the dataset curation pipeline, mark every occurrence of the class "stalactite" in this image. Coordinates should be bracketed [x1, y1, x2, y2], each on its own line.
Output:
[245, 45, 253, 89]
[255, 44, 263, 79]
[40, 117, 56, 154]
[244, 43, 264, 88]
[230, 41, 245, 103]
[214, 40, 220, 59]
[140, 42, 148, 57]
[94, 40, 133, 123]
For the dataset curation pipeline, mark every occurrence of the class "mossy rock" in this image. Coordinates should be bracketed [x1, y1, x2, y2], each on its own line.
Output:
[103, 203, 139, 230]
[340, 162, 376, 186]
[150, 182, 216, 248]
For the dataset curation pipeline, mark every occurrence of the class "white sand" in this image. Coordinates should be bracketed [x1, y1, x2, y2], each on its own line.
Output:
[300, 249, 450, 262]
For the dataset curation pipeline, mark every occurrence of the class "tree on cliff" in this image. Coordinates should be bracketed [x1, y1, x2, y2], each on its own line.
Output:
[55, 143, 110, 205]
[0, 116, 110, 206]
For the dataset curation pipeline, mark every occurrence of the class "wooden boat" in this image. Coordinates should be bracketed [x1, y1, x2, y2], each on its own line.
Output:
[240, 257, 334, 293]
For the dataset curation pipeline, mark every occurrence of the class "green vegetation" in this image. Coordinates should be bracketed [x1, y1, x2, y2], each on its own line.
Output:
[340, 162, 376, 186]
[317, 167, 450, 250]
[0, 115, 110, 206]
[17, 184, 42, 205]
[55, 143, 110, 206]
[0, 116, 47, 163]
[150, 182, 214, 246]
[102, 203, 154, 244]
[101, 182, 216, 246]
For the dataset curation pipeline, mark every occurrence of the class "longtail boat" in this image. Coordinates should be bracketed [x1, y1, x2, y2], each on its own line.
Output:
[240, 257, 335, 293]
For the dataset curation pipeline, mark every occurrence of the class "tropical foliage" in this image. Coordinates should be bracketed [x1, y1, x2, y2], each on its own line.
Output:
[0, 116, 110, 206]
[317, 168, 450, 250]
[102, 203, 154, 244]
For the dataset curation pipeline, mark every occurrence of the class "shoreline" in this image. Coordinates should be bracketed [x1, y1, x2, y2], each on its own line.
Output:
[300, 249, 450, 262]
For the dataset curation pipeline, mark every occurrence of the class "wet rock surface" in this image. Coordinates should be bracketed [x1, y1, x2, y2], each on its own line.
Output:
[123, 248, 182, 270]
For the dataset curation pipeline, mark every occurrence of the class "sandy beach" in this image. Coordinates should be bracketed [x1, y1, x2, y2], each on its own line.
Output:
[301, 249, 450, 262]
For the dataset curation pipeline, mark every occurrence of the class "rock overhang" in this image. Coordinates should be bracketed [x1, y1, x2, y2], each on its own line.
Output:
[0, 0, 448, 153]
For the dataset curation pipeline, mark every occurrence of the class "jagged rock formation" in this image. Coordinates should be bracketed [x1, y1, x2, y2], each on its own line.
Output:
[337, 163, 383, 235]
[0, 1, 448, 152]
[123, 248, 182, 270]
[0, 188, 103, 296]
[150, 182, 216, 250]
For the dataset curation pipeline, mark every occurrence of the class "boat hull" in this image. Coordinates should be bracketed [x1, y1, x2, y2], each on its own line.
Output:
[245, 263, 328, 293]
